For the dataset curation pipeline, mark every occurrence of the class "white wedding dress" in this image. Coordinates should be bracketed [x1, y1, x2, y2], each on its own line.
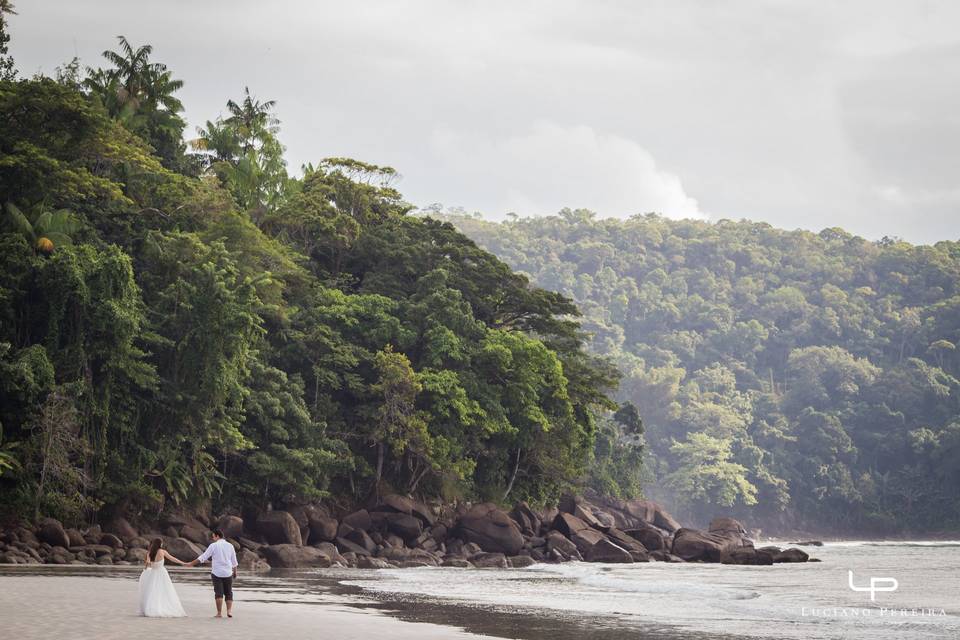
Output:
[139, 555, 187, 617]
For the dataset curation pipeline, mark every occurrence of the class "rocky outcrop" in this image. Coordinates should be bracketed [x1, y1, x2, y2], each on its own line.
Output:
[260, 544, 332, 568]
[216, 515, 244, 539]
[256, 511, 302, 546]
[586, 538, 633, 563]
[36, 519, 70, 549]
[773, 548, 809, 563]
[164, 537, 203, 562]
[671, 528, 749, 562]
[456, 503, 524, 555]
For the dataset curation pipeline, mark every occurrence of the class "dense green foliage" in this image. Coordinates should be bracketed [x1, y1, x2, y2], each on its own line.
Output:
[443, 210, 960, 532]
[0, 37, 622, 524]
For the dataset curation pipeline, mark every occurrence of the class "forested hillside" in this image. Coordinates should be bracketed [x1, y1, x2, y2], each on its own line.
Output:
[0, 24, 632, 526]
[443, 209, 960, 534]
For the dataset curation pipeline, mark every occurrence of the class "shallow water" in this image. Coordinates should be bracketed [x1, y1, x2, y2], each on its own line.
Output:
[4, 541, 958, 639]
[339, 541, 960, 639]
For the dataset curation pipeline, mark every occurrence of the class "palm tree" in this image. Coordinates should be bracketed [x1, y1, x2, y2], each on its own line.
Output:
[225, 87, 279, 152]
[3, 202, 80, 254]
[101, 36, 159, 112]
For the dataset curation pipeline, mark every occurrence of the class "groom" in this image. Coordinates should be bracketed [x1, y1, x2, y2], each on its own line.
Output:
[188, 529, 239, 618]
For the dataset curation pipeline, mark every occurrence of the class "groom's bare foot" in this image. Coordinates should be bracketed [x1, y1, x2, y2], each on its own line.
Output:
[227, 613, 233, 618]
[214, 614, 222, 618]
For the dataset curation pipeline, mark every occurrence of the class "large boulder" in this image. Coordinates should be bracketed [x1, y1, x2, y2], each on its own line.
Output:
[216, 515, 244, 540]
[623, 525, 666, 552]
[509, 502, 542, 536]
[708, 517, 747, 537]
[569, 527, 606, 555]
[722, 546, 773, 565]
[180, 525, 209, 545]
[256, 511, 302, 546]
[344, 528, 377, 553]
[551, 512, 590, 537]
[545, 531, 582, 561]
[671, 528, 748, 562]
[773, 548, 809, 563]
[261, 544, 332, 568]
[65, 528, 86, 548]
[605, 528, 648, 553]
[99, 533, 124, 549]
[336, 536, 372, 557]
[557, 494, 604, 529]
[373, 495, 436, 526]
[341, 509, 373, 532]
[470, 552, 508, 568]
[456, 503, 524, 556]
[36, 519, 70, 549]
[610, 498, 682, 533]
[586, 539, 634, 563]
[307, 516, 338, 544]
[165, 538, 203, 563]
[384, 513, 423, 542]
[105, 517, 138, 541]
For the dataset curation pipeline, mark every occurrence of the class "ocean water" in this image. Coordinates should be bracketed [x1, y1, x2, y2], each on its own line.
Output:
[340, 541, 960, 639]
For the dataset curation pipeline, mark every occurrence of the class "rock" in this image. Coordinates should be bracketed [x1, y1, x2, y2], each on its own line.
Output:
[398, 559, 434, 568]
[773, 548, 809, 563]
[441, 558, 473, 568]
[613, 498, 682, 533]
[605, 528, 648, 553]
[587, 538, 634, 563]
[384, 513, 423, 542]
[105, 517, 138, 541]
[551, 512, 589, 537]
[65, 528, 85, 547]
[336, 537, 372, 557]
[96, 555, 114, 565]
[722, 547, 773, 565]
[545, 531, 582, 560]
[461, 541, 482, 556]
[344, 528, 377, 553]
[508, 555, 537, 568]
[708, 517, 747, 537]
[790, 540, 824, 547]
[36, 519, 70, 549]
[238, 537, 262, 552]
[256, 511, 302, 546]
[558, 494, 605, 529]
[216, 515, 244, 539]
[470, 552, 508, 568]
[671, 528, 749, 563]
[509, 502, 542, 536]
[571, 527, 607, 555]
[358, 555, 393, 569]
[341, 509, 373, 532]
[623, 525, 666, 552]
[757, 545, 782, 555]
[374, 495, 436, 526]
[99, 533, 123, 549]
[164, 538, 203, 563]
[125, 548, 148, 562]
[83, 544, 115, 557]
[307, 516, 338, 544]
[261, 544, 332, 568]
[312, 542, 346, 564]
[456, 503, 524, 556]
[649, 550, 685, 562]
[429, 524, 448, 544]
[180, 525, 209, 545]
[128, 536, 150, 549]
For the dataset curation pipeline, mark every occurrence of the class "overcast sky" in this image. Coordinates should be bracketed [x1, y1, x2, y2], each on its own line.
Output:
[9, 1, 960, 243]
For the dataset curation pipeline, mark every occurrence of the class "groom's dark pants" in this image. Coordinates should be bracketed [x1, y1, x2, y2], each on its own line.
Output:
[211, 574, 234, 602]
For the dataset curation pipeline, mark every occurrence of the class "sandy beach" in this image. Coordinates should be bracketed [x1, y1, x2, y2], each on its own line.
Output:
[0, 569, 492, 640]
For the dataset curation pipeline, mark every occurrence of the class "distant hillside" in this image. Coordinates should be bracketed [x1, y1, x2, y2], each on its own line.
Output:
[441, 209, 960, 534]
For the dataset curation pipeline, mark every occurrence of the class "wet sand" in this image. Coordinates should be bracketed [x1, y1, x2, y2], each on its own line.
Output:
[0, 570, 494, 640]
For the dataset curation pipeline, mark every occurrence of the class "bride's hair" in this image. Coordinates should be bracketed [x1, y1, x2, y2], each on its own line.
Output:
[148, 538, 163, 562]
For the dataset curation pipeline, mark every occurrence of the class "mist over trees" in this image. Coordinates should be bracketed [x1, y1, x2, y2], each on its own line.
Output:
[442, 209, 960, 533]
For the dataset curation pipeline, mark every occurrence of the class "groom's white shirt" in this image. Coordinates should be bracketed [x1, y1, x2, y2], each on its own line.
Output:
[197, 539, 238, 578]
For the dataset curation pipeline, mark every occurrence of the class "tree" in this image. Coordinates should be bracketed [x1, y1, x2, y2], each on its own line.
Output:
[3, 202, 80, 253]
[0, 1, 16, 81]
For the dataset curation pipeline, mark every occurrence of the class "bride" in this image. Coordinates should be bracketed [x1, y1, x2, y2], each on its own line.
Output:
[139, 538, 188, 617]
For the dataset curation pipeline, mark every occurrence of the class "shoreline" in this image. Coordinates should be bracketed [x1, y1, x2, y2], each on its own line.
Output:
[0, 568, 497, 640]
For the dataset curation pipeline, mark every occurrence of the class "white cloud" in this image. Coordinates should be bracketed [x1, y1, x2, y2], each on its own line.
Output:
[428, 121, 705, 220]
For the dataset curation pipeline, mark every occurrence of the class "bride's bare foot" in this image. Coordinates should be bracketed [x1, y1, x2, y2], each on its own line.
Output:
[227, 613, 233, 618]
